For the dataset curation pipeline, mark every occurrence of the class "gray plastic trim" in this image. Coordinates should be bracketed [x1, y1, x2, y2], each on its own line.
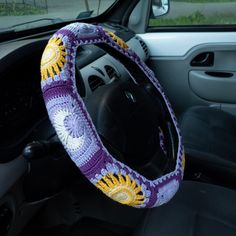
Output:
[220, 104, 236, 116]
[146, 43, 236, 114]
[189, 70, 236, 103]
[0, 157, 27, 199]
[80, 36, 149, 97]
[128, 0, 151, 33]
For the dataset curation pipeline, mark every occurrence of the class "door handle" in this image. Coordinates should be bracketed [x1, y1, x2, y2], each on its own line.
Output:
[191, 52, 214, 67]
[205, 71, 233, 78]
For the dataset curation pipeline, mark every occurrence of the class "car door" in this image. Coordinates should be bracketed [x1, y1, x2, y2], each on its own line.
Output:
[128, 0, 236, 116]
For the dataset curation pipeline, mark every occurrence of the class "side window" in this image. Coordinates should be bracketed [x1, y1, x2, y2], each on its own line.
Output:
[149, 0, 236, 27]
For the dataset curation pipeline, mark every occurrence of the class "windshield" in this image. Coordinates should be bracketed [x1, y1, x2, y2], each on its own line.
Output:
[0, 0, 116, 32]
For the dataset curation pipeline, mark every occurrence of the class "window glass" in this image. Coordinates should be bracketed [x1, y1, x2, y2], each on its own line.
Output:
[0, 0, 116, 32]
[149, 0, 236, 27]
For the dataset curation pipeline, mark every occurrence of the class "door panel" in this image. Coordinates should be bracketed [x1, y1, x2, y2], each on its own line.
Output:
[189, 70, 236, 103]
[139, 32, 236, 57]
[138, 32, 236, 115]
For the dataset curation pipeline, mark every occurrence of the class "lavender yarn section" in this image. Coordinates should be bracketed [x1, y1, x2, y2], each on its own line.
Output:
[41, 22, 185, 208]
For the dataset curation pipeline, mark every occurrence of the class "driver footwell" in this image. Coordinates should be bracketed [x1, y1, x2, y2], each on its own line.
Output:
[20, 217, 131, 236]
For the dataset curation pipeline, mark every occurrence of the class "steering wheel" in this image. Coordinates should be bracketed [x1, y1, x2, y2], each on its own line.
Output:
[40, 23, 184, 208]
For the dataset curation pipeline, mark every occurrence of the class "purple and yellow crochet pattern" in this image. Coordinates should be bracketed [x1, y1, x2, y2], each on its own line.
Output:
[40, 23, 185, 208]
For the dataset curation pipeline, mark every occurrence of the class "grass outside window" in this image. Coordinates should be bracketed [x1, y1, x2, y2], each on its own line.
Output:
[149, 0, 236, 26]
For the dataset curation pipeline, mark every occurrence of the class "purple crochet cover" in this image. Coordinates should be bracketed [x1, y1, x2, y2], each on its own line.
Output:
[40, 23, 185, 208]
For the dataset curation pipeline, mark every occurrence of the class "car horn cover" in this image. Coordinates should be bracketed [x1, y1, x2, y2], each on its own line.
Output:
[40, 23, 185, 208]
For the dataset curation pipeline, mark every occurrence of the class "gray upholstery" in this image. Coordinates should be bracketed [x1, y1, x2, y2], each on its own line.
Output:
[180, 106, 236, 187]
[135, 181, 236, 236]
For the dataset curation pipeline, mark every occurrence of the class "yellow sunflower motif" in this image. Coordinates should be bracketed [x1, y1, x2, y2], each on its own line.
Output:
[96, 173, 145, 206]
[41, 37, 67, 81]
[106, 31, 129, 49]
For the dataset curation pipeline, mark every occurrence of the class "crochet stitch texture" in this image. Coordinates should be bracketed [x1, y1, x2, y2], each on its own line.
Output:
[41, 23, 185, 208]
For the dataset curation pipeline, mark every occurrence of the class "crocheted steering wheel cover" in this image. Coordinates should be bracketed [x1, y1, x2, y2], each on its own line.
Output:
[40, 23, 185, 208]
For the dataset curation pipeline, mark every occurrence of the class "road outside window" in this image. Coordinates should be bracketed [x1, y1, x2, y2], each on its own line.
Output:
[0, 0, 116, 31]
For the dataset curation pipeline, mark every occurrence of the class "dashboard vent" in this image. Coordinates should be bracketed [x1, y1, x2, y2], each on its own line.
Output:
[138, 39, 149, 57]
[104, 65, 117, 79]
[88, 75, 105, 91]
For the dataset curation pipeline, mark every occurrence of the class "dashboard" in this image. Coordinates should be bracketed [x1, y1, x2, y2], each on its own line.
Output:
[0, 22, 149, 203]
[0, 23, 149, 164]
[0, 22, 150, 236]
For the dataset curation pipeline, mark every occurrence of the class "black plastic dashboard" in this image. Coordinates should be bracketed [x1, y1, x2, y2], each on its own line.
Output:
[0, 23, 149, 164]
